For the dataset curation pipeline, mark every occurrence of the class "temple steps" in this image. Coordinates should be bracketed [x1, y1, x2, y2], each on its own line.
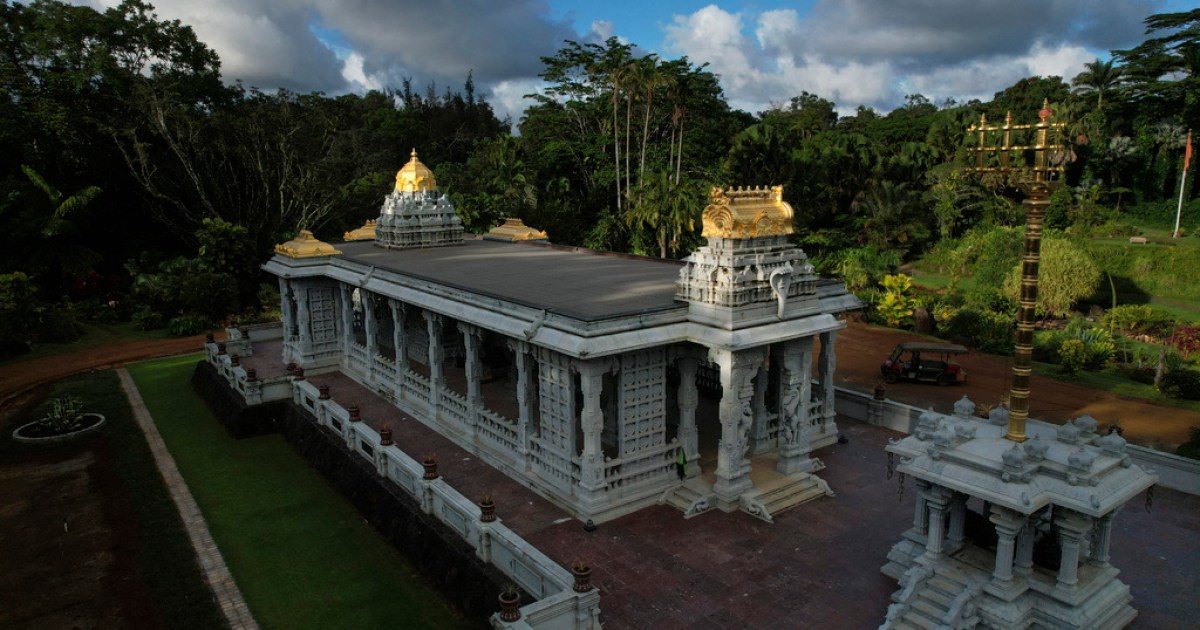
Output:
[659, 478, 716, 519]
[886, 566, 979, 630]
[739, 472, 833, 523]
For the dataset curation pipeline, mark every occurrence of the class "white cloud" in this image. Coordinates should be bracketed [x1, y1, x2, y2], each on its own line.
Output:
[490, 78, 545, 124]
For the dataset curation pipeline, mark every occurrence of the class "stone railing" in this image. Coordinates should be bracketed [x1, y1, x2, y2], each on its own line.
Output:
[602, 441, 679, 495]
[477, 409, 521, 456]
[204, 341, 290, 404]
[291, 380, 601, 629]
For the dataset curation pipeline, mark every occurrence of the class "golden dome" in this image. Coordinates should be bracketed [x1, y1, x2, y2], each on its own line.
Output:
[395, 148, 436, 192]
[701, 185, 794, 239]
[274, 230, 343, 258]
[343, 219, 376, 241]
[484, 218, 549, 242]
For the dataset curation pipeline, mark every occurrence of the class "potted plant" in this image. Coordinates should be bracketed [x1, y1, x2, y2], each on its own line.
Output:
[873, 378, 886, 400]
[571, 560, 593, 592]
[479, 493, 496, 523]
[498, 581, 521, 621]
[13, 395, 106, 444]
[422, 453, 438, 480]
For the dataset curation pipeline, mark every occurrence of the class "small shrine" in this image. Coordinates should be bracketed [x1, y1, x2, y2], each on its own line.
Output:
[878, 104, 1157, 629]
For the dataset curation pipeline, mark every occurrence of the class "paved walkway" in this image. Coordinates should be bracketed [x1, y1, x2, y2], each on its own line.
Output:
[117, 368, 258, 630]
[303, 370, 1198, 629]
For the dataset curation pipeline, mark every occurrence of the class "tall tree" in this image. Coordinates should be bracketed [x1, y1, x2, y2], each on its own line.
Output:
[1071, 58, 1127, 108]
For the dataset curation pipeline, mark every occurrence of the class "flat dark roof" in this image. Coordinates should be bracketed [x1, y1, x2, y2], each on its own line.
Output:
[336, 239, 685, 321]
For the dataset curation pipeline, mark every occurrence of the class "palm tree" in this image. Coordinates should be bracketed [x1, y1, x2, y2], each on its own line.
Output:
[625, 171, 695, 258]
[1071, 58, 1126, 109]
[854, 181, 929, 255]
[634, 55, 664, 186]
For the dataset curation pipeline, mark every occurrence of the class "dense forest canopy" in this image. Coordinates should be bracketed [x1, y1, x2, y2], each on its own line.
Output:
[1, 0, 1198, 350]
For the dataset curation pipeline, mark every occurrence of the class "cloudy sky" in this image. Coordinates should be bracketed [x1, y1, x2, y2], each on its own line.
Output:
[79, 0, 1188, 120]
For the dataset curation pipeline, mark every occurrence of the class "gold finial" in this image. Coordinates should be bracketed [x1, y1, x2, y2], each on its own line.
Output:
[396, 149, 437, 192]
[701, 185, 794, 239]
[274, 230, 342, 258]
[1039, 98, 1053, 122]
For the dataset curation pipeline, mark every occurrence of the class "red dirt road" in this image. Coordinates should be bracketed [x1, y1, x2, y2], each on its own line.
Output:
[835, 321, 1199, 446]
[0, 334, 213, 423]
[0, 324, 1194, 447]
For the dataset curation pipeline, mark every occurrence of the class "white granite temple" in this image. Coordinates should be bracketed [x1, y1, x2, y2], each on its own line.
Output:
[263, 151, 860, 524]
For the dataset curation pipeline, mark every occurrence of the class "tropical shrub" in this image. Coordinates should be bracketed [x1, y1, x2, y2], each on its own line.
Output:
[1003, 237, 1101, 318]
[876, 274, 916, 328]
[1058, 339, 1087, 375]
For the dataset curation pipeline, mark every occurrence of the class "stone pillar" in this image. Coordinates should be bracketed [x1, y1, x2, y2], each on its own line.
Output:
[711, 347, 764, 508]
[459, 323, 483, 438]
[295, 283, 312, 352]
[923, 485, 951, 558]
[1089, 511, 1116, 568]
[1014, 517, 1037, 577]
[424, 311, 444, 411]
[459, 323, 483, 406]
[990, 505, 1026, 583]
[279, 278, 295, 337]
[389, 299, 407, 371]
[340, 284, 354, 346]
[776, 337, 814, 474]
[676, 355, 701, 475]
[912, 479, 931, 535]
[577, 360, 608, 500]
[1055, 509, 1093, 591]
[750, 364, 771, 455]
[817, 330, 838, 429]
[509, 339, 534, 460]
[948, 493, 967, 549]
[363, 291, 378, 356]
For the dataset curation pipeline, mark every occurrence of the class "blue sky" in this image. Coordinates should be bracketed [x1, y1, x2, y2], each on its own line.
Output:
[81, 1, 1190, 121]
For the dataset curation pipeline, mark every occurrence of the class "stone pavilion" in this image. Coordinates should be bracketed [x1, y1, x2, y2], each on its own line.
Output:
[263, 150, 860, 524]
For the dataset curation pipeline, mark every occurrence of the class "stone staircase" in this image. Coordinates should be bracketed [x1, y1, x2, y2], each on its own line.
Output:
[658, 478, 716, 518]
[739, 472, 833, 523]
[881, 564, 983, 630]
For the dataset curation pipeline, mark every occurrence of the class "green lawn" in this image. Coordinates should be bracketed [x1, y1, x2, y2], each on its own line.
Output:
[127, 355, 465, 630]
[1030, 360, 1200, 414]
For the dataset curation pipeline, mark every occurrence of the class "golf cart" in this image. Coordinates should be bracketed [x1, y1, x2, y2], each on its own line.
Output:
[880, 342, 968, 385]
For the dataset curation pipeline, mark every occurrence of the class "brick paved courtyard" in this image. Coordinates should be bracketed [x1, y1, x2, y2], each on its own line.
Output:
[260, 356, 1198, 630]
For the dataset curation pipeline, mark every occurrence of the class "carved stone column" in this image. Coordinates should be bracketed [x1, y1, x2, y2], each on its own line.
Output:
[817, 330, 838, 429]
[923, 485, 952, 558]
[577, 360, 608, 499]
[912, 479, 931, 536]
[459, 323, 483, 406]
[279, 278, 295, 337]
[1014, 517, 1037, 577]
[459, 323, 483, 438]
[363, 290, 378, 353]
[948, 493, 967, 550]
[508, 339, 534, 461]
[340, 284, 354, 346]
[711, 347, 764, 508]
[295, 283, 312, 353]
[424, 311, 444, 411]
[1089, 510, 1116, 568]
[750, 364, 771, 455]
[389, 299, 407, 372]
[676, 355, 701, 475]
[776, 337, 814, 474]
[990, 505, 1026, 583]
[1055, 509, 1093, 591]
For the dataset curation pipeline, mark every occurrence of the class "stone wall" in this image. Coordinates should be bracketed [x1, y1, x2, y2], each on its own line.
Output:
[275, 401, 503, 627]
[191, 361, 282, 438]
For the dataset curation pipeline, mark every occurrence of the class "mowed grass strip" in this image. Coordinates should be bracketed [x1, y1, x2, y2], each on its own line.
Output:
[128, 355, 465, 629]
